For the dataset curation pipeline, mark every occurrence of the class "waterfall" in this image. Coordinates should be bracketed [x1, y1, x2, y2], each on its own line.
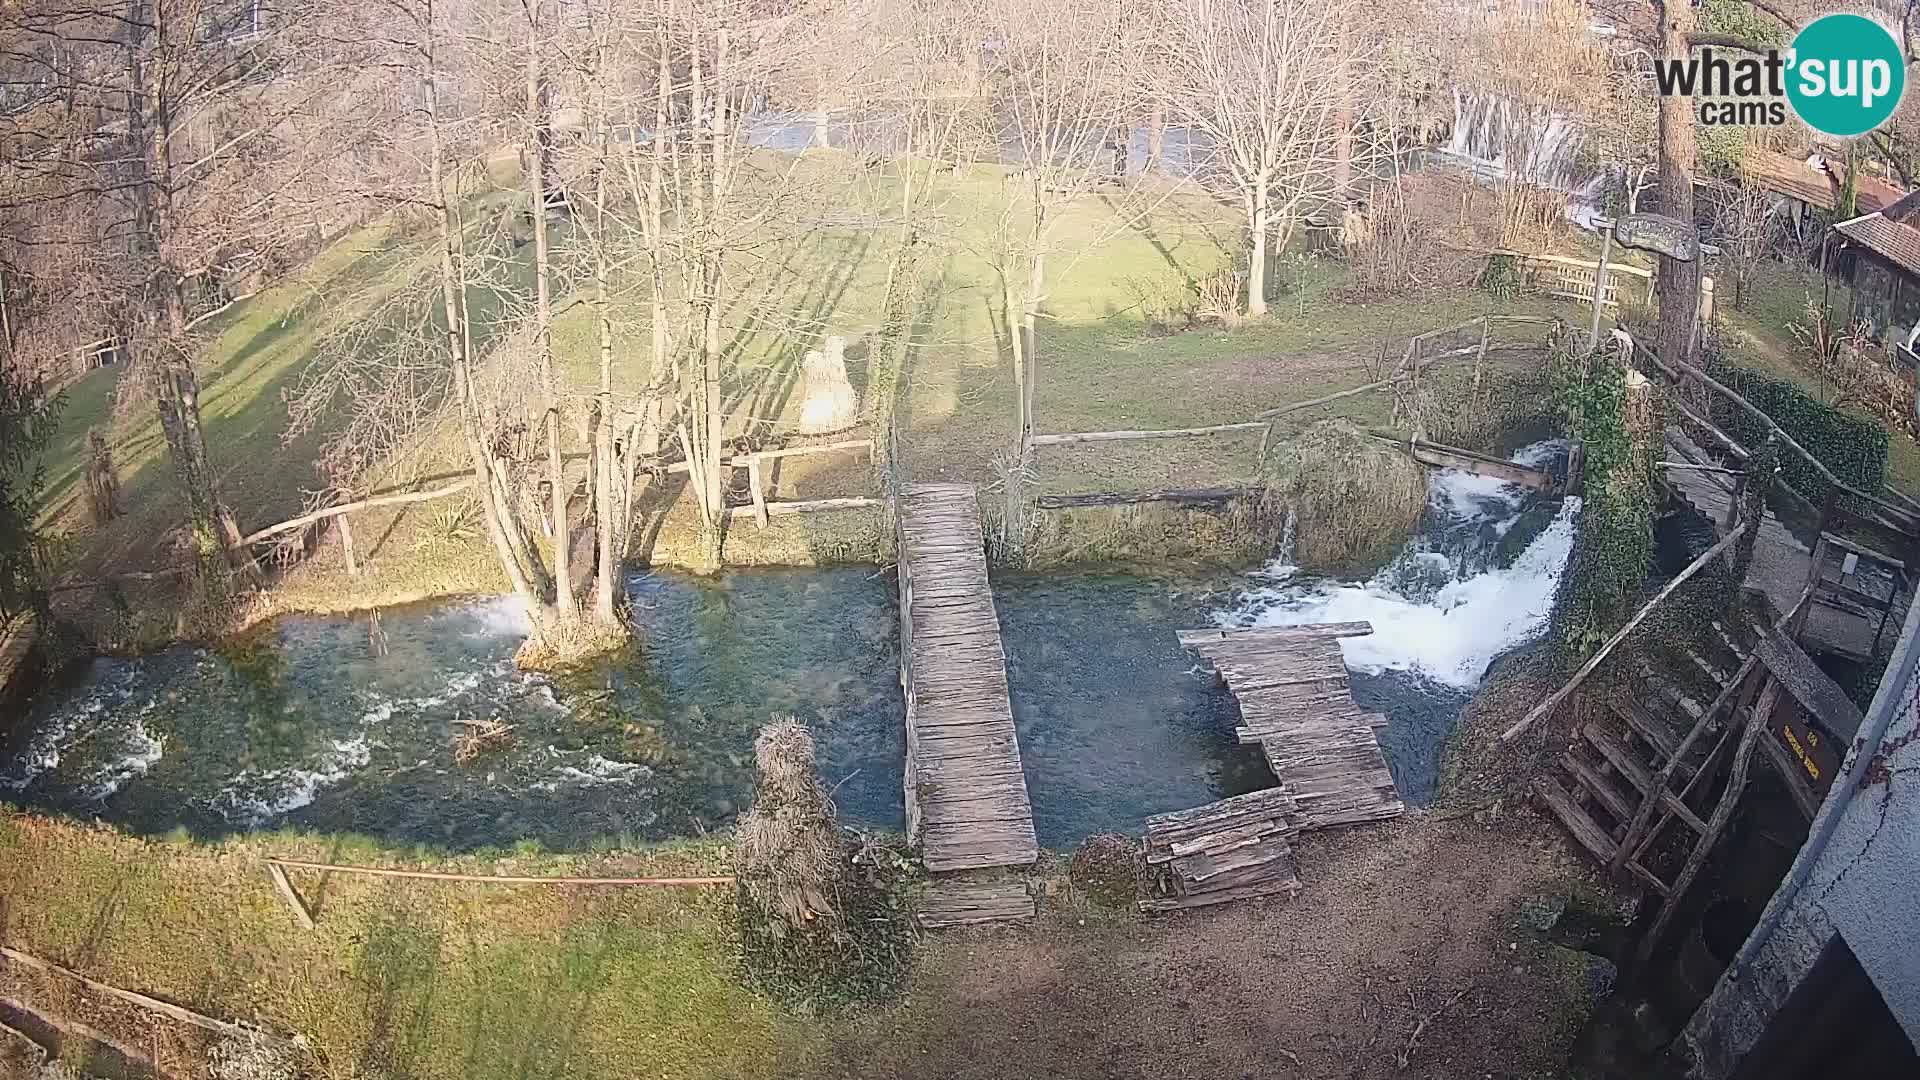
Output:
[1219, 440, 1578, 690]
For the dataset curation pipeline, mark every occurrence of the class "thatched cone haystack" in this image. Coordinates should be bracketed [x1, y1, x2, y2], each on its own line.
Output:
[1262, 419, 1428, 577]
[736, 717, 842, 938]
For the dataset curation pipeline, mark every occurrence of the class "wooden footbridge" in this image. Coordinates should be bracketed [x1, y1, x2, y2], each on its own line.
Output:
[895, 483, 1039, 926]
[1141, 623, 1406, 912]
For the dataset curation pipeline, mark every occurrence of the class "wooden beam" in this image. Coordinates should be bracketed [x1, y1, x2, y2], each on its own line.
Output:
[746, 457, 769, 528]
[1367, 433, 1561, 491]
[240, 479, 474, 545]
[264, 857, 733, 886]
[337, 515, 358, 577]
[266, 861, 315, 930]
[721, 496, 881, 521]
[1502, 527, 1745, 743]
[0, 946, 296, 1046]
[1028, 422, 1267, 446]
[1033, 486, 1245, 509]
[1177, 622, 1374, 645]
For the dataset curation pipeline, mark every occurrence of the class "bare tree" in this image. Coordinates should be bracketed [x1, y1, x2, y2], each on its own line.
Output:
[1709, 167, 1779, 312]
[1154, 0, 1355, 316]
[0, 0, 374, 577]
[971, 0, 1163, 461]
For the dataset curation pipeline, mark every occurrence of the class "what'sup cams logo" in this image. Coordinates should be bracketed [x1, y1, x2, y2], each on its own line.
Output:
[1654, 13, 1906, 137]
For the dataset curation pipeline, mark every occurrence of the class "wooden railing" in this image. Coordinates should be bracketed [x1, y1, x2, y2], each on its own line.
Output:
[1023, 315, 1568, 507]
[1496, 250, 1653, 310]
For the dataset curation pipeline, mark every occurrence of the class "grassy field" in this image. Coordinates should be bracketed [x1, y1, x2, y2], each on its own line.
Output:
[34, 158, 1588, 603]
[0, 806, 1609, 1080]
[0, 815, 815, 1080]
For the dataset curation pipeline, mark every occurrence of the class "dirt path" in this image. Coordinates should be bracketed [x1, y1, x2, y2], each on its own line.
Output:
[822, 814, 1603, 1080]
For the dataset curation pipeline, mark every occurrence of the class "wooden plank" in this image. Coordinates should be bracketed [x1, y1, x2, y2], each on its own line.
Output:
[1609, 699, 1683, 764]
[266, 861, 315, 930]
[1535, 775, 1620, 865]
[1140, 868, 1302, 913]
[1033, 486, 1245, 509]
[1029, 422, 1267, 446]
[916, 877, 1035, 928]
[1560, 753, 1635, 826]
[1178, 622, 1374, 646]
[1754, 628, 1866, 741]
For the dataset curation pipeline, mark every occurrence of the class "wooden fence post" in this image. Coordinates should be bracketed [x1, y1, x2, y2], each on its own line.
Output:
[266, 862, 315, 930]
[338, 515, 358, 577]
[1472, 318, 1491, 415]
[747, 456, 770, 528]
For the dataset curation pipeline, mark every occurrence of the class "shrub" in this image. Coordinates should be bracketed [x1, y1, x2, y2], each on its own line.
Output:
[1702, 350, 1889, 502]
[1479, 253, 1524, 300]
[1262, 419, 1428, 577]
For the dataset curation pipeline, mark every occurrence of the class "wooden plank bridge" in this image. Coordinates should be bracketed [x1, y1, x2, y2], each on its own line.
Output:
[896, 483, 1038, 924]
[1141, 623, 1405, 911]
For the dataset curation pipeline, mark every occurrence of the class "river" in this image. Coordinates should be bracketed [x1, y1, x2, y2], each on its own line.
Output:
[3, 442, 1575, 850]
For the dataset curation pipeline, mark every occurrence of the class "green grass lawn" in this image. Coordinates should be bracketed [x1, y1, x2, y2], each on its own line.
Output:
[0, 814, 817, 1080]
[38, 157, 1584, 593]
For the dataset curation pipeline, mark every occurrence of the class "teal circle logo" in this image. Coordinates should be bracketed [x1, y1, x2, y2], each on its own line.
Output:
[1787, 14, 1905, 137]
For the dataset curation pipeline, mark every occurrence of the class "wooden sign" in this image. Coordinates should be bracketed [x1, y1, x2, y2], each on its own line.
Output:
[1614, 213, 1699, 262]
[1769, 696, 1842, 798]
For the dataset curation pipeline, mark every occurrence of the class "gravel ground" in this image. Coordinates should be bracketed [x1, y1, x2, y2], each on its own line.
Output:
[823, 813, 1607, 1080]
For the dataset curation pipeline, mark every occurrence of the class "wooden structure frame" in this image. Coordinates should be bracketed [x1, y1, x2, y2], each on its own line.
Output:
[1522, 331, 1916, 977]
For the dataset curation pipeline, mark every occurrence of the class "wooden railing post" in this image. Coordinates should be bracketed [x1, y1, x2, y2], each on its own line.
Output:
[338, 515, 358, 577]
[747, 455, 770, 528]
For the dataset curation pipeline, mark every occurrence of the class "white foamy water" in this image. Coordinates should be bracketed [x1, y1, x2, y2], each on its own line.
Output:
[0, 668, 167, 801]
[1221, 442, 1578, 690]
[534, 753, 653, 792]
[203, 735, 371, 824]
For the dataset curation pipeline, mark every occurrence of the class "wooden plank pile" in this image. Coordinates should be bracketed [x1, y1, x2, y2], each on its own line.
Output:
[1135, 623, 1405, 914]
[1140, 787, 1302, 912]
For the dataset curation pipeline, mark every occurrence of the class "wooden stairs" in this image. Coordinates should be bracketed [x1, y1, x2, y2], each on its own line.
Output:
[1535, 619, 1765, 900]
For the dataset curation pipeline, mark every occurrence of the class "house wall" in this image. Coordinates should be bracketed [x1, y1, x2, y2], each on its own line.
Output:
[1849, 251, 1920, 349]
[1682, 598, 1920, 1077]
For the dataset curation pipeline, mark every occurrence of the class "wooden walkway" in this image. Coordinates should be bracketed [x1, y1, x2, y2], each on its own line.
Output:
[1179, 624, 1405, 831]
[896, 483, 1039, 879]
[1663, 428, 1876, 657]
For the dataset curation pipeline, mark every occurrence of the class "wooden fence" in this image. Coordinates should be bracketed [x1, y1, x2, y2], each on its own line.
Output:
[1496, 250, 1653, 310]
[1022, 314, 1568, 508]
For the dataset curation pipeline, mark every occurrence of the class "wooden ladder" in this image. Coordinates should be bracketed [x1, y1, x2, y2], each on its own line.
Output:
[1534, 624, 1766, 903]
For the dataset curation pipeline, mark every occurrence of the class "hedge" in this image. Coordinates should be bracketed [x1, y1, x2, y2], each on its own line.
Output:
[1703, 354, 1889, 502]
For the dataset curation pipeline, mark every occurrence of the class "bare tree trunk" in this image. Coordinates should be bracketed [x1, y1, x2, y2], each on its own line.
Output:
[1022, 246, 1043, 450]
[591, 29, 619, 626]
[130, 0, 243, 570]
[1654, 0, 1700, 366]
[1146, 106, 1165, 174]
[425, 20, 541, 620]
[1247, 176, 1270, 316]
[526, 0, 574, 619]
[1005, 265, 1026, 450]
